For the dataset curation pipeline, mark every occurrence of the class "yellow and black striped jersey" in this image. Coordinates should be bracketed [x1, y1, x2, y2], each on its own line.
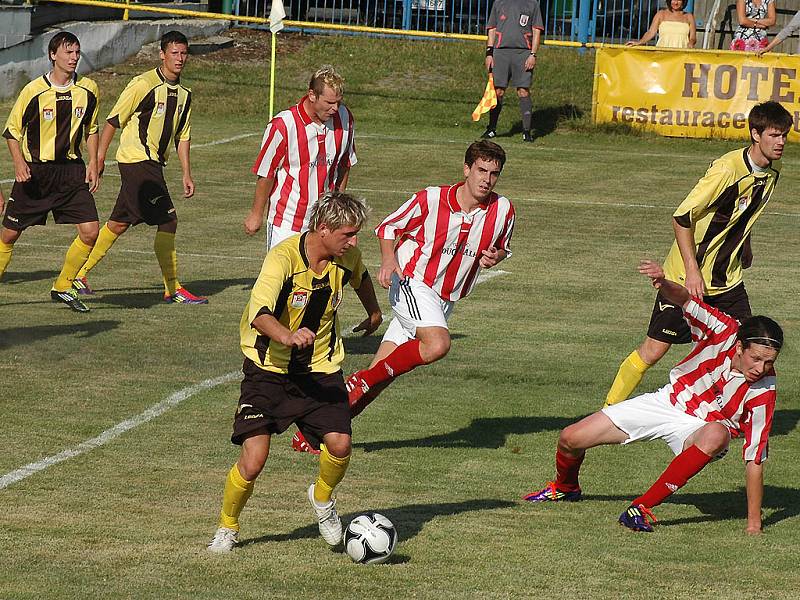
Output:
[108, 68, 191, 165]
[240, 233, 367, 374]
[2, 73, 99, 163]
[664, 147, 781, 295]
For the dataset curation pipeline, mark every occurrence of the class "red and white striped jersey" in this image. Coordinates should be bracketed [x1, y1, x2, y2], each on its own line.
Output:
[252, 96, 357, 233]
[668, 299, 776, 464]
[376, 182, 515, 301]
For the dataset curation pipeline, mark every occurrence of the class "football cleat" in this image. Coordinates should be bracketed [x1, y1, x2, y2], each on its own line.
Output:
[72, 276, 95, 295]
[50, 289, 90, 313]
[308, 483, 343, 546]
[618, 504, 657, 533]
[164, 287, 208, 304]
[481, 127, 497, 139]
[291, 431, 320, 455]
[522, 481, 582, 503]
[207, 526, 239, 553]
[522, 130, 534, 143]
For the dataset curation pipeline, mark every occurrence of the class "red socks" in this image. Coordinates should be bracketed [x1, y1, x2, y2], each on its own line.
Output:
[555, 449, 584, 492]
[633, 445, 713, 509]
[361, 339, 424, 388]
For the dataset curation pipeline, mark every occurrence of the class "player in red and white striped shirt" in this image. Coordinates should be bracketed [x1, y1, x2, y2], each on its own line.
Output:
[524, 260, 782, 534]
[245, 65, 357, 249]
[348, 140, 514, 414]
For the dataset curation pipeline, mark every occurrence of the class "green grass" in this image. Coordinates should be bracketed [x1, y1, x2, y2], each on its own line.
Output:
[1, 29, 800, 599]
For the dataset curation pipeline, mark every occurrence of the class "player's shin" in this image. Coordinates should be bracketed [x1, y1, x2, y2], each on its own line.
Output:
[0, 240, 13, 278]
[314, 443, 351, 504]
[632, 445, 713, 509]
[555, 448, 584, 492]
[219, 463, 255, 531]
[53, 237, 93, 292]
[77, 224, 119, 278]
[154, 230, 180, 295]
[604, 350, 651, 407]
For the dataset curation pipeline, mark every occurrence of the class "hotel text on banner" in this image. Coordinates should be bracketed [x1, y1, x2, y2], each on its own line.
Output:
[592, 47, 800, 141]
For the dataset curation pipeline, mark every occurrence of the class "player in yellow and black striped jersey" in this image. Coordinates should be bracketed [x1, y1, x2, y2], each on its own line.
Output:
[0, 31, 100, 313]
[73, 30, 206, 304]
[605, 101, 793, 407]
[207, 192, 383, 554]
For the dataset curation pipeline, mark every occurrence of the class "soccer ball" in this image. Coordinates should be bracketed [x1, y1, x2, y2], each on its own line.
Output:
[344, 512, 398, 564]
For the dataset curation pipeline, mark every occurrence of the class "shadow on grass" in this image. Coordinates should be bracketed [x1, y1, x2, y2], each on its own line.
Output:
[2, 269, 60, 284]
[355, 415, 585, 453]
[0, 320, 121, 349]
[95, 277, 254, 309]
[492, 103, 583, 139]
[587, 485, 800, 529]
[239, 498, 515, 551]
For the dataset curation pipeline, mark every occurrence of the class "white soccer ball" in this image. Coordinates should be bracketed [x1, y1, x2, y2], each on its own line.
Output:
[344, 512, 398, 564]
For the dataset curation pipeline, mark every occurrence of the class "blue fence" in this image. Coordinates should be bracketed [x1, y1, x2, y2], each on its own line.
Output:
[233, 0, 696, 44]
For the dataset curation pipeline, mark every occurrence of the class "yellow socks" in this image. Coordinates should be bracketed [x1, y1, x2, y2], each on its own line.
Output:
[604, 350, 651, 407]
[0, 239, 13, 279]
[78, 224, 119, 278]
[154, 231, 180, 296]
[219, 464, 255, 531]
[314, 443, 350, 504]
[52, 237, 93, 292]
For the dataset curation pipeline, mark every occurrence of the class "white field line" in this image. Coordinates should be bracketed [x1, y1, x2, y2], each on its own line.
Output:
[0, 371, 241, 491]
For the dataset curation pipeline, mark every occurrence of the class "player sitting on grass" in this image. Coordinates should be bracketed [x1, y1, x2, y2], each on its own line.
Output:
[208, 191, 382, 553]
[291, 140, 515, 453]
[524, 259, 782, 535]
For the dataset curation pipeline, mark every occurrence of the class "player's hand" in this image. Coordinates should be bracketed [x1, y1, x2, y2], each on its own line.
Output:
[378, 258, 404, 289]
[14, 159, 31, 183]
[485, 56, 493, 72]
[353, 311, 383, 337]
[243, 211, 263, 236]
[86, 162, 99, 193]
[285, 327, 316, 349]
[97, 157, 107, 178]
[183, 174, 195, 198]
[684, 270, 705, 298]
[479, 246, 505, 268]
[524, 55, 536, 71]
[638, 259, 666, 287]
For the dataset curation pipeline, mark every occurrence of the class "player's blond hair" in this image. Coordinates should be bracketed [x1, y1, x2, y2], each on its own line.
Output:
[309, 191, 368, 232]
[309, 65, 345, 97]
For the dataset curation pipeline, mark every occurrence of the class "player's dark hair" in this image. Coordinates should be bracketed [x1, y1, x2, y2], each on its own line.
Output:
[464, 140, 506, 170]
[666, 0, 687, 11]
[749, 101, 793, 140]
[161, 30, 189, 51]
[48, 31, 80, 63]
[738, 315, 783, 351]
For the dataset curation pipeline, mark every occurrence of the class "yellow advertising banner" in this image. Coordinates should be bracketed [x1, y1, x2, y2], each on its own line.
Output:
[592, 47, 800, 141]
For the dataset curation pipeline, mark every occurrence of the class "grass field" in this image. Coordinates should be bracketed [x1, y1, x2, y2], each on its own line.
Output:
[2, 29, 800, 599]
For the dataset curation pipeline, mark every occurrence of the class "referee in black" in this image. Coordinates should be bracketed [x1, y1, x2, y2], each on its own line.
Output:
[484, 0, 544, 142]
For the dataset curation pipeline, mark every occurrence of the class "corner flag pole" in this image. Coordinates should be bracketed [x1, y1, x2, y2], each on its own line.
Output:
[268, 0, 286, 120]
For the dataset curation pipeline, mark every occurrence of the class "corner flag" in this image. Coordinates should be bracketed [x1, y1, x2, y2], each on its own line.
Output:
[269, 0, 286, 33]
[471, 73, 497, 121]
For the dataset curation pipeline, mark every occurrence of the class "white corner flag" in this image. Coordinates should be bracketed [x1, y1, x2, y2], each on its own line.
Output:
[269, 0, 286, 33]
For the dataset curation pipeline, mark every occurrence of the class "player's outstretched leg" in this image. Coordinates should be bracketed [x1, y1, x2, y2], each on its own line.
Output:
[604, 349, 652, 407]
[75, 222, 123, 292]
[155, 230, 208, 304]
[208, 463, 254, 553]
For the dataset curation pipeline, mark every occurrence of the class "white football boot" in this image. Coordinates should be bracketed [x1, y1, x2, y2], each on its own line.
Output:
[307, 483, 343, 545]
[207, 526, 238, 553]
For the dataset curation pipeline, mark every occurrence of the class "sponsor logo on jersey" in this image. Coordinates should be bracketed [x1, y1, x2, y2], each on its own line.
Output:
[156, 102, 166, 115]
[519, 14, 529, 27]
[43, 108, 54, 121]
[442, 241, 477, 258]
[291, 291, 308, 308]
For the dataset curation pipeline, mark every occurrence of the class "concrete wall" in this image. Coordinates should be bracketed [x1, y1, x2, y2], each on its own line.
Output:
[0, 18, 229, 99]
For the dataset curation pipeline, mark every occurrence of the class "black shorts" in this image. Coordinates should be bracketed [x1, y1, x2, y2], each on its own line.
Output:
[2, 162, 98, 231]
[231, 359, 351, 449]
[110, 161, 177, 226]
[647, 283, 752, 344]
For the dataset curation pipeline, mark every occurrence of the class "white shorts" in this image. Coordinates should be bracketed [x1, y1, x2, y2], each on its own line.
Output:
[381, 274, 455, 346]
[267, 222, 303, 250]
[602, 386, 712, 456]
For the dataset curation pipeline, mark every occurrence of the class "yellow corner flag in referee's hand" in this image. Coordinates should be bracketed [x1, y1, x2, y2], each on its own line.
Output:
[269, 0, 286, 33]
[472, 73, 497, 122]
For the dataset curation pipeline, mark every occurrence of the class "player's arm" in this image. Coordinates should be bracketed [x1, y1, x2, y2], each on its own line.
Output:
[251, 312, 315, 349]
[6, 137, 30, 183]
[245, 176, 274, 236]
[0, 187, 5, 215]
[744, 460, 764, 534]
[85, 132, 99, 193]
[672, 217, 704, 297]
[377, 237, 403, 289]
[96, 121, 118, 178]
[177, 139, 194, 198]
[638, 260, 691, 308]
[627, 10, 661, 45]
[352, 272, 383, 336]
[335, 165, 350, 191]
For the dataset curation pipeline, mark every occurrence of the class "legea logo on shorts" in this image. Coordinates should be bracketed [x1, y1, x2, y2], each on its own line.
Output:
[291, 291, 308, 308]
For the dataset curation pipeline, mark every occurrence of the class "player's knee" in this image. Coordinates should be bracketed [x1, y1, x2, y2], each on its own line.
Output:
[324, 435, 351, 458]
[237, 455, 266, 481]
[696, 423, 730, 456]
[558, 425, 583, 454]
[1, 228, 21, 244]
[638, 338, 669, 364]
[79, 227, 99, 246]
[108, 221, 129, 236]
[423, 337, 451, 363]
